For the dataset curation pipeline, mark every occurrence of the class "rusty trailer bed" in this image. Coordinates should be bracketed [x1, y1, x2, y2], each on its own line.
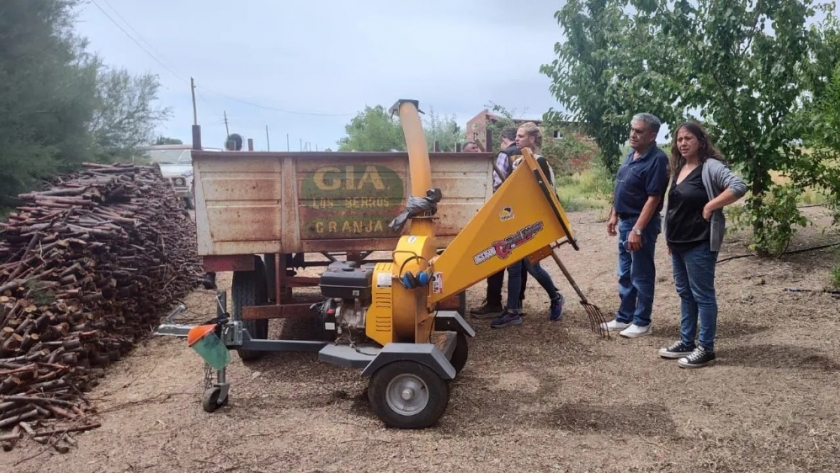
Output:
[192, 150, 496, 259]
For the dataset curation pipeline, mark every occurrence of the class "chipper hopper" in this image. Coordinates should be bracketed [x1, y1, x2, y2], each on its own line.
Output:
[156, 99, 599, 429]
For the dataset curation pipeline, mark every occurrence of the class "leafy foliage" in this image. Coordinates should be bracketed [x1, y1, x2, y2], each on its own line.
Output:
[336, 104, 465, 152]
[540, 0, 683, 175]
[543, 0, 840, 256]
[422, 107, 463, 152]
[90, 67, 171, 162]
[337, 105, 405, 152]
[155, 136, 184, 145]
[0, 0, 171, 206]
[0, 0, 98, 204]
[541, 132, 600, 178]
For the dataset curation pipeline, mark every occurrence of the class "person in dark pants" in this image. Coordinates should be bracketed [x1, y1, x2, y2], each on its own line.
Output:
[601, 113, 670, 338]
[491, 122, 564, 329]
[470, 127, 528, 318]
[657, 122, 746, 368]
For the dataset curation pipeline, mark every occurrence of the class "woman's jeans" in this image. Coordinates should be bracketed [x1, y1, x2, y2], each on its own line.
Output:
[506, 258, 558, 312]
[671, 241, 719, 352]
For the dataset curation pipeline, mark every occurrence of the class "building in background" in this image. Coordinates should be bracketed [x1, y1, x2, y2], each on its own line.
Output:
[464, 109, 585, 150]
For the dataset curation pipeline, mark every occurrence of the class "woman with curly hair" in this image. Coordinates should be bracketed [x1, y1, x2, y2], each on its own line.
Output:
[658, 122, 747, 368]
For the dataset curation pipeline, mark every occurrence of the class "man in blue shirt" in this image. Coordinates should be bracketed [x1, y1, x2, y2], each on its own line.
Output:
[602, 113, 669, 338]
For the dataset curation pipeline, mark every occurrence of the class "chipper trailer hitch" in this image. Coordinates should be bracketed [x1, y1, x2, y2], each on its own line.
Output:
[155, 99, 605, 429]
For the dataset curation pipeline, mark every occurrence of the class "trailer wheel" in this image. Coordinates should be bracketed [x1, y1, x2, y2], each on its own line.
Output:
[202, 386, 228, 413]
[450, 332, 469, 374]
[232, 256, 268, 362]
[368, 361, 449, 429]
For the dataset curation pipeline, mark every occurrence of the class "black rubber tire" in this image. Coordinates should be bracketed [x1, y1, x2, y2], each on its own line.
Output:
[263, 253, 276, 302]
[232, 256, 268, 362]
[450, 332, 469, 374]
[368, 361, 449, 429]
[202, 387, 228, 413]
[456, 291, 467, 317]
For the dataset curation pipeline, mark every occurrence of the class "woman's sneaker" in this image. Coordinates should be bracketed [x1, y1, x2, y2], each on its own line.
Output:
[491, 310, 522, 329]
[658, 341, 695, 359]
[678, 347, 716, 369]
[549, 294, 565, 321]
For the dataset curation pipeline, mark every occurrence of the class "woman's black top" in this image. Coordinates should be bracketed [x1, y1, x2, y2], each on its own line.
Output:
[665, 165, 710, 252]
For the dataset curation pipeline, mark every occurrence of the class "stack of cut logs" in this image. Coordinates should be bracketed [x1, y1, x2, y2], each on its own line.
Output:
[0, 162, 204, 451]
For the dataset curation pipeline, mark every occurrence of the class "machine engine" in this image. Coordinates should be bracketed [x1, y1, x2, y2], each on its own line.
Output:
[313, 261, 376, 342]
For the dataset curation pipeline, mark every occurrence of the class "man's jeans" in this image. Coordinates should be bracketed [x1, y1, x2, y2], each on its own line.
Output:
[671, 241, 719, 352]
[616, 215, 661, 327]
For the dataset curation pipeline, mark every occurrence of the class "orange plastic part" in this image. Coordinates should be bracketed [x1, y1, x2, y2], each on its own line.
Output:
[187, 324, 217, 347]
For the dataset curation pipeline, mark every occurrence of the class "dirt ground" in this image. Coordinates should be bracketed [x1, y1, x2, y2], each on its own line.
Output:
[6, 207, 840, 473]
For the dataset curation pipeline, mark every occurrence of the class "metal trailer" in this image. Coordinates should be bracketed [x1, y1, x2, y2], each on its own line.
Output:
[156, 100, 583, 429]
[185, 141, 497, 361]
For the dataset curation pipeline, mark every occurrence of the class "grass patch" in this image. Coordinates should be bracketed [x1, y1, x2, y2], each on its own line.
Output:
[554, 163, 614, 212]
[832, 264, 840, 288]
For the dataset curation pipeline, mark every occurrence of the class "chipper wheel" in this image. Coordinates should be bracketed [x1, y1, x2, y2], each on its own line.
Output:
[368, 361, 449, 429]
[232, 256, 269, 362]
[450, 332, 469, 375]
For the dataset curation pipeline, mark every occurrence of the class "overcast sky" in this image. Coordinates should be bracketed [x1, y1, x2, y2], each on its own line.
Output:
[73, 0, 568, 151]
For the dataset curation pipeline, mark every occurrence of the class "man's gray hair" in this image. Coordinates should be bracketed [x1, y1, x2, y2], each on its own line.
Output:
[501, 127, 517, 141]
[632, 113, 661, 134]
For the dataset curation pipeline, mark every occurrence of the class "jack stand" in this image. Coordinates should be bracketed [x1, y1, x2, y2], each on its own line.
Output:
[202, 291, 232, 412]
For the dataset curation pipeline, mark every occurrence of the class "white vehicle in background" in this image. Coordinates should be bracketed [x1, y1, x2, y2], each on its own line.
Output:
[138, 144, 220, 209]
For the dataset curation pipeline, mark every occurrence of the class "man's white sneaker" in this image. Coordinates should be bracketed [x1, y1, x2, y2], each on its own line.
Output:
[619, 323, 652, 338]
[600, 319, 631, 332]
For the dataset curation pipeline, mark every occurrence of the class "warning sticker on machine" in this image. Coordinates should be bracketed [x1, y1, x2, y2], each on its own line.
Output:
[376, 272, 392, 288]
[432, 272, 443, 294]
[473, 221, 545, 265]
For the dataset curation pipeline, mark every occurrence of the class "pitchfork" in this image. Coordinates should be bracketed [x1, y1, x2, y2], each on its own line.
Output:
[492, 160, 611, 339]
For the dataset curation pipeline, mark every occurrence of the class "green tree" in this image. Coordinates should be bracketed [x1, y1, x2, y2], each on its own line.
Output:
[422, 107, 463, 152]
[155, 136, 183, 145]
[0, 0, 99, 205]
[540, 0, 682, 175]
[0, 0, 173, 206]
[90, 68, 172, 162]
[653, 0, 840, 255]
[337, 105, 405, 152]
[543, 0, 840, 255]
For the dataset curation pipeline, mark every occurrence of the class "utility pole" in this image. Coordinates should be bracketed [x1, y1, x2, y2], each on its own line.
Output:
[286, 133, 290, 152]
[266, 125, 271, 151]
[190, 77, 198, 125]
[223, 111, 230, 137]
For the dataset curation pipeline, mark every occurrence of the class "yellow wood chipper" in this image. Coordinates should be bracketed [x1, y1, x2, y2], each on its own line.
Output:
[156, 99, 598, 429]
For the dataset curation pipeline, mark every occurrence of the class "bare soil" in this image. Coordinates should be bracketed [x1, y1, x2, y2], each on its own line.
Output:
[6, 207, 840, 473]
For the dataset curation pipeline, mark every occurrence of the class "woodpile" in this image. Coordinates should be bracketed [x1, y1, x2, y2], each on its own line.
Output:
[0, 162, 204, 451]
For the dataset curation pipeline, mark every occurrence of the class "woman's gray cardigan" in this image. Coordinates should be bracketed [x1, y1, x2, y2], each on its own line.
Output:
[662, 158, 747, 252]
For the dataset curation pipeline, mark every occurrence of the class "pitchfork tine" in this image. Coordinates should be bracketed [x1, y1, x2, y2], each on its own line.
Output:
[550, 250, 610, 339]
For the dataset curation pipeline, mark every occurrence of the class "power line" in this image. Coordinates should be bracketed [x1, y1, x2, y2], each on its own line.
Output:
[90, 1, 356, 118]
[195, 85, 355, 117]
[100, 0, 181, 78]
[89, 0, 188, 83]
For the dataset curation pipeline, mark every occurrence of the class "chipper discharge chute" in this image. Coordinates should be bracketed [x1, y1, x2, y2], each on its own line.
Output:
[155, 99, 600, 429]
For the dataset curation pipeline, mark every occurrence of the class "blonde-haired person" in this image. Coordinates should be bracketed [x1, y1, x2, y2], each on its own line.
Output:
[491, 122, 566, 328]
[658, 122, 746, 368]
